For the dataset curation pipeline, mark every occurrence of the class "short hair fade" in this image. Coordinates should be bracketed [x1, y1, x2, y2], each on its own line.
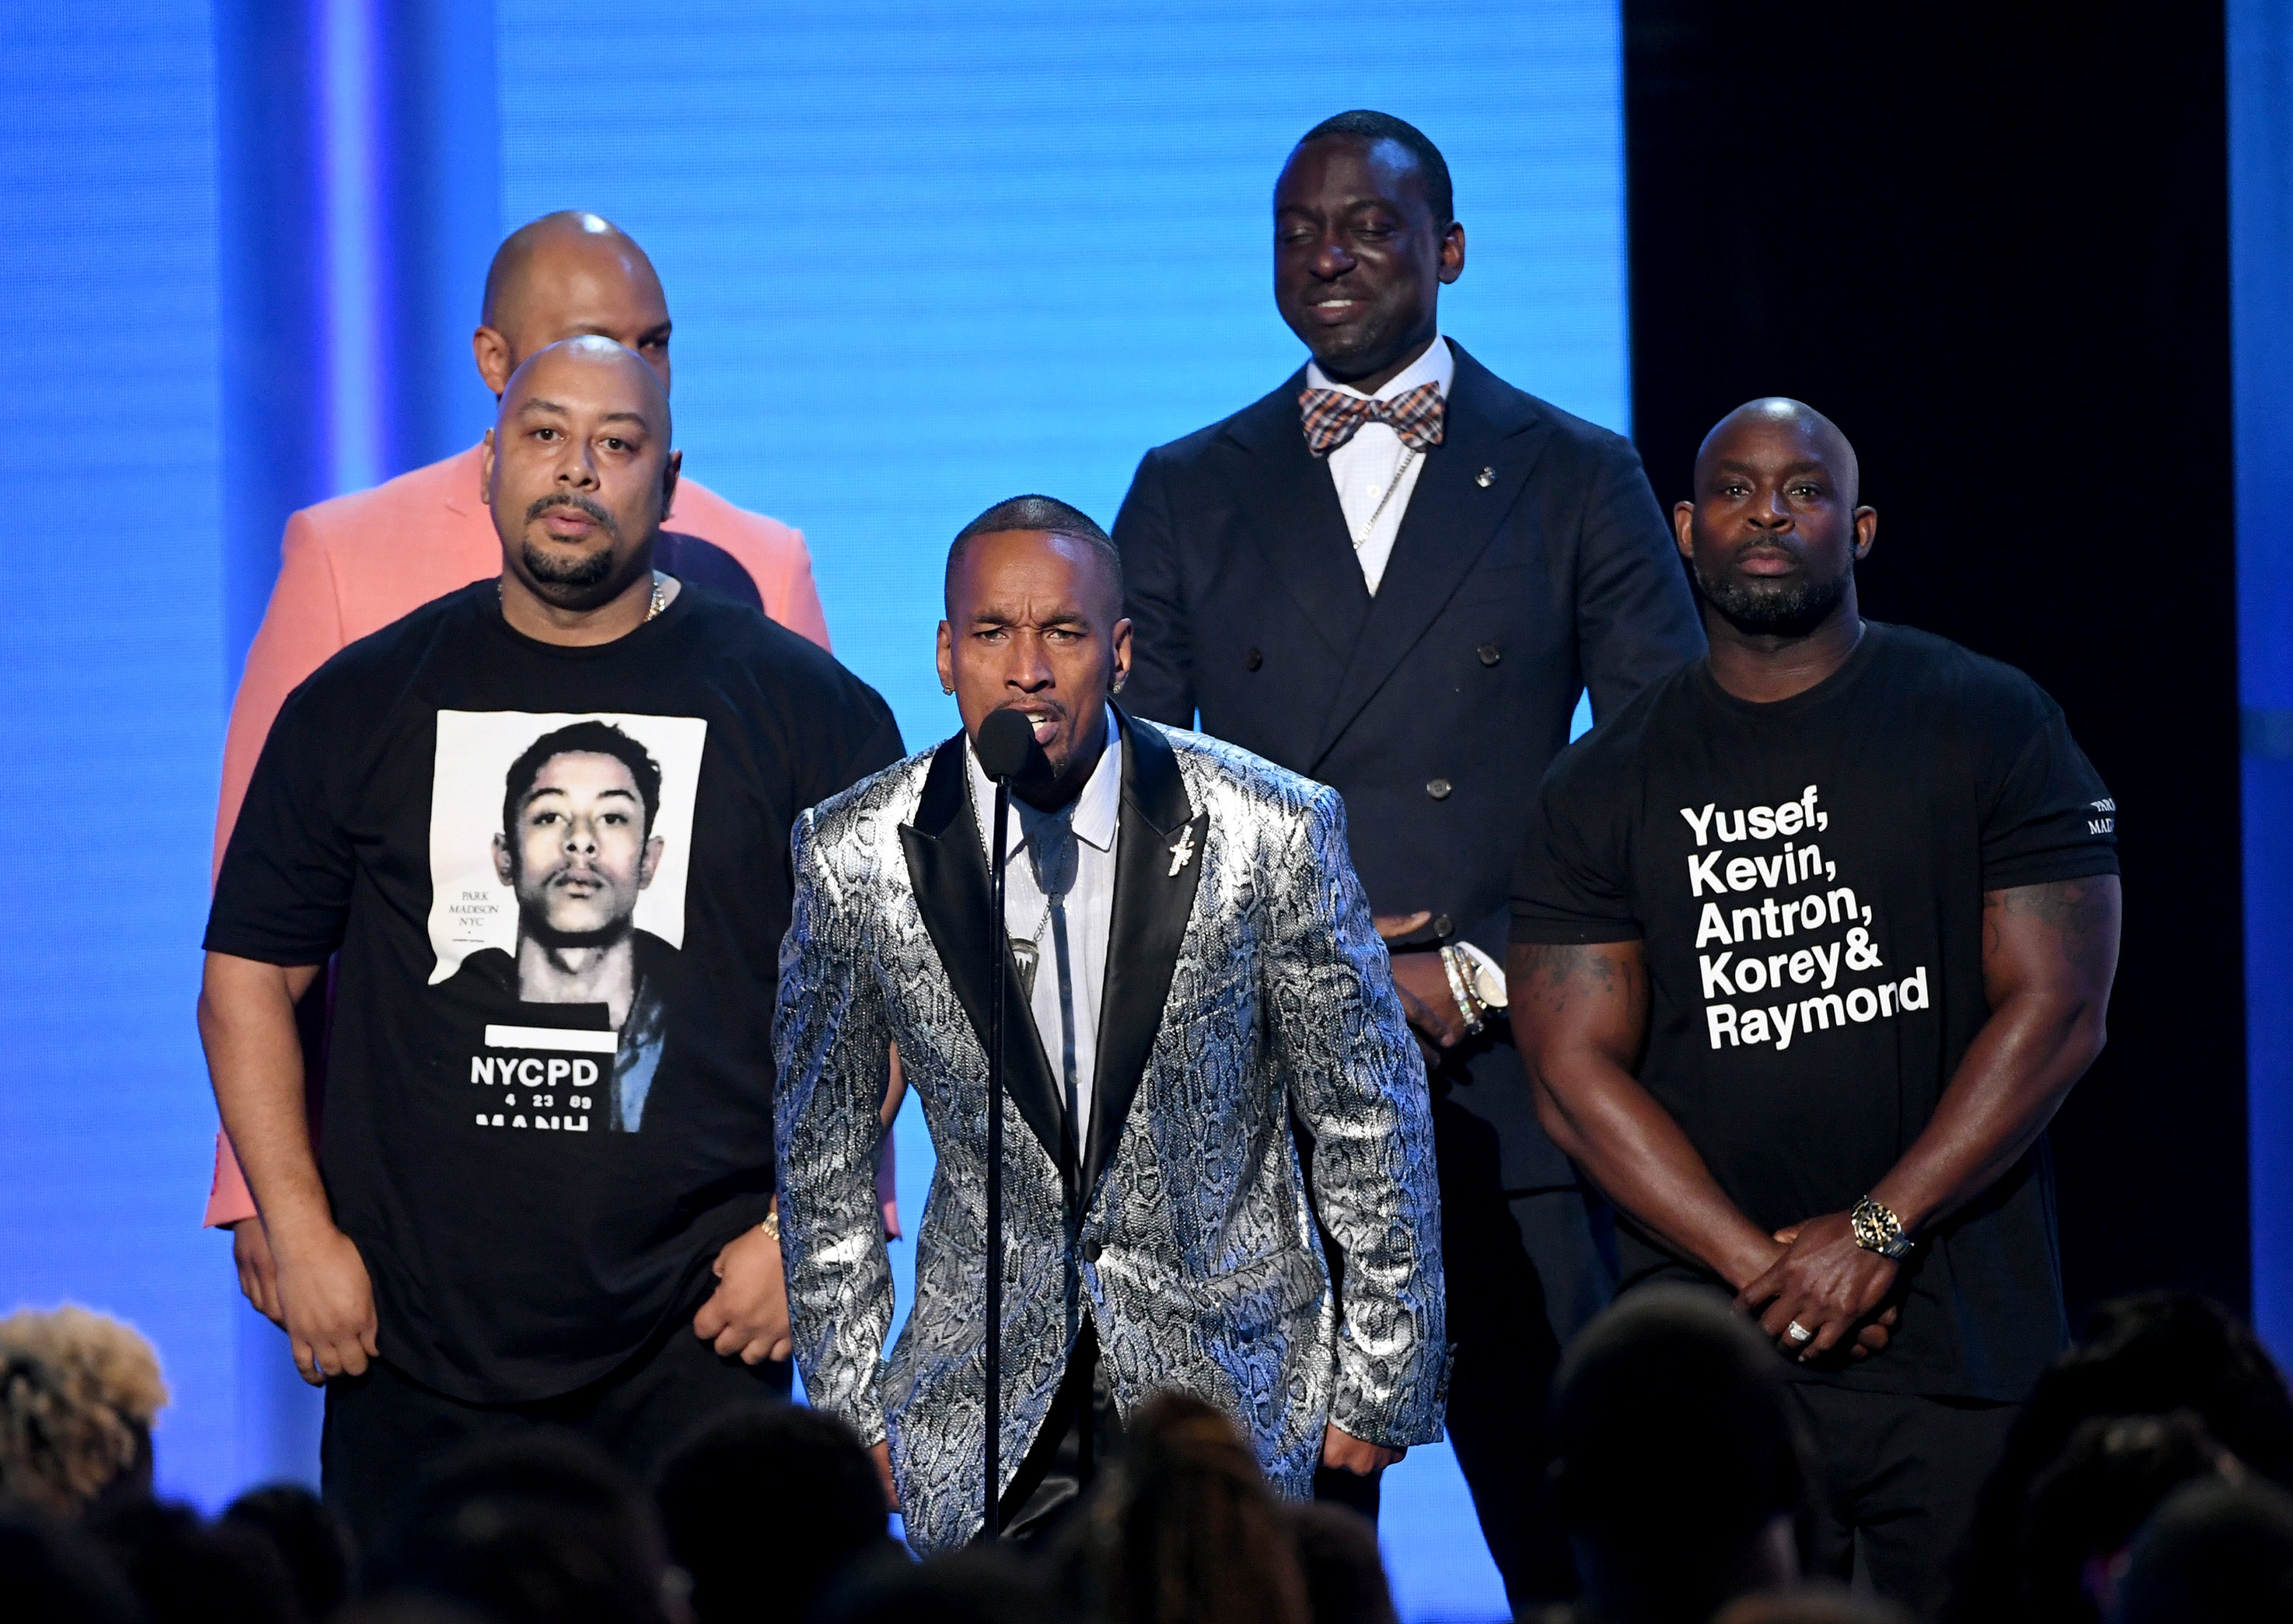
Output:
[945, 494, 1124, 615]
[1295, 109, 1454, 226]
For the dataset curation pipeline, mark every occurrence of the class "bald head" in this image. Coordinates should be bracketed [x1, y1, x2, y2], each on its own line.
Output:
[485, 336, 681, 613]
[1695, 398, 1860, 508]
[499, 334, 670, 435]
[1674, 397, 1875, 645]
[474, 212, 673, 397]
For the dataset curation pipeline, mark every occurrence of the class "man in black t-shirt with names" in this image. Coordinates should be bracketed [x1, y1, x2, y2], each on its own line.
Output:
[1508, 398, 2121, 1615]
[198, 336, 902, 1549]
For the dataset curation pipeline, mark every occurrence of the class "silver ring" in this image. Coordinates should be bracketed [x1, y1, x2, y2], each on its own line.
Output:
[1786, 1321, 1814, 1344]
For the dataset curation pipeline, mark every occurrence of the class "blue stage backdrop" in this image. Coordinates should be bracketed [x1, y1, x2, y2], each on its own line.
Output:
[2231, 0, 2293, 1361]
[0, 0, 236, 1509]
[2, 2, 1624, 1613]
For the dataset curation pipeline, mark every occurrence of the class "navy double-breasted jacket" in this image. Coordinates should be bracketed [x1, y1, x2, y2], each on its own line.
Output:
[1112, 341, 1706, 1188]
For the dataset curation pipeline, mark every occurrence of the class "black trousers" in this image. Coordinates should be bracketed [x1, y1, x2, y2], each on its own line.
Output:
[322, 1319, 791, 1562]
[1438, 1181, 1613, 1612]
[999, 1322, 1121, 1546]
[1786, 1383, 2020, 1621]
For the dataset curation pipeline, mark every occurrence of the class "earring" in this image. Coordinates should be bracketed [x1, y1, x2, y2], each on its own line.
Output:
[1110, 673, 1126, 693]
[941, 682, 956, 695]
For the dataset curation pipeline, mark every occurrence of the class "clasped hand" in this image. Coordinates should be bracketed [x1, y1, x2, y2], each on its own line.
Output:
[1737, 1212, 1901, 1364]
[1374, 912, 1472, 1056]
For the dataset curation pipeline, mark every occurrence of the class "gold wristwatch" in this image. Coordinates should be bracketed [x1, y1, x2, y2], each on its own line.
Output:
[1850, 1196, 1913, 1259]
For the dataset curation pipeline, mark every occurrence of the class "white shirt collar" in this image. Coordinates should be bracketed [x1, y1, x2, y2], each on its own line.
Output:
[1304, 331, 1454, 402]
[966, 706, 1124, 859]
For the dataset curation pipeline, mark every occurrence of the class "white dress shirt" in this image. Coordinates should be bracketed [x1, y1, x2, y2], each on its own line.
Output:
[1305, 332, 1456, 595]
[966, 709, 1122, 1143]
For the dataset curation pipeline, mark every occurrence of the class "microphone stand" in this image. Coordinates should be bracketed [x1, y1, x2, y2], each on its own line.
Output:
[984, 772, 1011, 1540]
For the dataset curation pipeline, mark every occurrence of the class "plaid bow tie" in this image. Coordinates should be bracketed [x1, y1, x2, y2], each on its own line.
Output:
[1298, 379, 1447, 457]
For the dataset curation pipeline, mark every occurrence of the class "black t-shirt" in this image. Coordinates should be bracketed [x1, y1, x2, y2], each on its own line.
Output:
[207, 581, 902, 1402]
[1509, 623, 2118, 1399]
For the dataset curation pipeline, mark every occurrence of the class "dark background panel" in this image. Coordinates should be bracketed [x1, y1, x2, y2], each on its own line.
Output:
[1624, 1, 2247, 1320]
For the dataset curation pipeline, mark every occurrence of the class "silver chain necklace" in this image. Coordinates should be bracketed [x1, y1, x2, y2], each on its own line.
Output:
[965, 764, 1054, 997]
[498, 569, 668, 620]
[1355, 443, 1418, 550]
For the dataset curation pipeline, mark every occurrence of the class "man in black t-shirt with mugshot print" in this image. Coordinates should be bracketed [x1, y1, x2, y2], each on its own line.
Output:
[198, 336, 902, 1551]
[1508, 398, 2122, 1616]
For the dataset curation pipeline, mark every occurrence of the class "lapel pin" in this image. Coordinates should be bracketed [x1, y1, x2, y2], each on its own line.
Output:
[1167, 825, 1196, 877]
[1476, 466, 1494, 488]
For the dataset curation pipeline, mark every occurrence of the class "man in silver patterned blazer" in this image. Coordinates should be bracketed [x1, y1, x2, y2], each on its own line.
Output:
[774, 495, 1448, 1552]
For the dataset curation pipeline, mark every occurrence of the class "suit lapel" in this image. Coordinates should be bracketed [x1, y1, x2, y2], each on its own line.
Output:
[1306, 344, 1552, 772]
[1220, 375, 1373, 663]
[1082, 711, 1206, 1201]
[898, 737, 1069, 1182]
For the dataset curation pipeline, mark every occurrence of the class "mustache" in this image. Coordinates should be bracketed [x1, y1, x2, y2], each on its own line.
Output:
[525, 492, 623, 539]
[999, 699, 1069, 723]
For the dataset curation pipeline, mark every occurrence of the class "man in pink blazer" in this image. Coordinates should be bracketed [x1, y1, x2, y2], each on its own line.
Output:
[210, 212, 897, 1312]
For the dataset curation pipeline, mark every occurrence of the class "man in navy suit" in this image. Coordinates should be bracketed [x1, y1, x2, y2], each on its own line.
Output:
[1112, 110, 1704, 1610]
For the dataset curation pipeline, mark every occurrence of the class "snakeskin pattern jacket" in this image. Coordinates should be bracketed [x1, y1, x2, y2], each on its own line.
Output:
[774, 711, 1447, 1551]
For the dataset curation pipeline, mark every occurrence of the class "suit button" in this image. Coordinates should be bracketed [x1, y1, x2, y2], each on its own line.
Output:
[1478, 643, 1502, 667]
[1433, 914, 1455, 938]
[1081, 1237, 1103, 1263]
[1426, 777, 1453, 800]
[1245, 648, 1263, 671]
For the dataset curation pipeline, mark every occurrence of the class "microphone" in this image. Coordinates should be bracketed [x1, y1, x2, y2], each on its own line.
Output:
[972, 705, 1042, 1540]
[973, 706, 1043, 781]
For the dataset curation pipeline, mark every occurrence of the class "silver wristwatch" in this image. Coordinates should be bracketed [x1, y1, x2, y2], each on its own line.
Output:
[1850, 1196, 1914, 1259]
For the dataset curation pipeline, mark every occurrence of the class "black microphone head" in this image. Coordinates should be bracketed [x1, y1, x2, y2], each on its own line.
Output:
[974, 707, 1046, 782]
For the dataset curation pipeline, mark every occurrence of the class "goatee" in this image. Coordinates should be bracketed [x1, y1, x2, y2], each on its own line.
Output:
[1695, 561, 1853, 639]
[521, 495, 623, 598]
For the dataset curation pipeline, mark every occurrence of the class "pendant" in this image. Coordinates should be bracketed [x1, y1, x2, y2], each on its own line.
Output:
[1012, 939, 1040, 1000]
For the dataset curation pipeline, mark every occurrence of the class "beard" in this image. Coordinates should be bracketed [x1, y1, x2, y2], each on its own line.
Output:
[1694, 557, 1853, 639]
[521, 495, 623, 596]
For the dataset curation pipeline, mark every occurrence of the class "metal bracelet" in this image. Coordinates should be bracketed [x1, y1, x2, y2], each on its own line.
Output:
[1439, 945, 1486, 1036]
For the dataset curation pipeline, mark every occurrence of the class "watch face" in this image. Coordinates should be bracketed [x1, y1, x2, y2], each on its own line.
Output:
[1469, 960, 1507, 1008]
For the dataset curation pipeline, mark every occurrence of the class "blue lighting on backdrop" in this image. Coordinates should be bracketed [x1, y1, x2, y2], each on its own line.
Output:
[2229, 0, 2293, 1363]
[2, 0, 236, 1506]
[3, 2, 1626, 1614]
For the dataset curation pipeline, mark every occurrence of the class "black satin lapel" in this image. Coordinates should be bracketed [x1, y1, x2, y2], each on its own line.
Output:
[1083, 714, 1205, 1198]
[1307, 347, 1551, 771]
[1222, 377, 1372, 662]
[899, 737, 1069, 1183]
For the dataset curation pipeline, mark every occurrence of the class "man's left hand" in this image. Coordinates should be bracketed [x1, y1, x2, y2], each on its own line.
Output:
[1374, 913, 1469, 1053]
[1738, 1211, 1898, 1362]
[1321, 1423, 1405, 1476]
[694, 1216, 792, 1364]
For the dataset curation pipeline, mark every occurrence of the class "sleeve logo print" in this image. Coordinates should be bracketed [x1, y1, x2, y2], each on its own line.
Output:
[1680, 785, 1931, 1051]
[425, 710, 709, 1134]
[2088, 796, 2116, 835]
